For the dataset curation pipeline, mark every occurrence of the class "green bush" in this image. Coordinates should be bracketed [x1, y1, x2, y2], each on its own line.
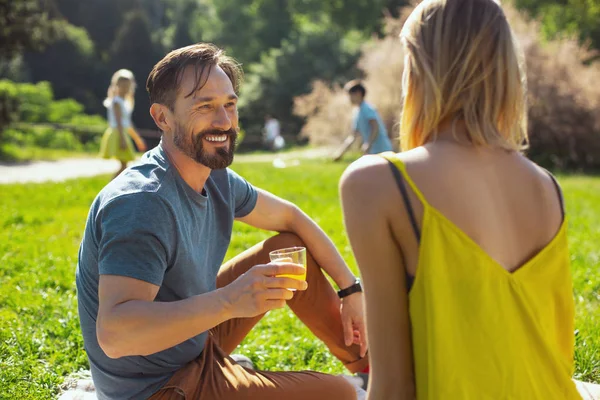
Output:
[48, 99, 85, 123]
[5, 125, 87, 151]
[0, 80, 21, 145]
[3, 127, 34, 147]
[0, 79, 106, 127]
[47, 130, 83, 150]
[0, 80, 106, 154]
[239, 24, 363, 139]
[68, 113, 106, 128]
[14, 81, 54, 123]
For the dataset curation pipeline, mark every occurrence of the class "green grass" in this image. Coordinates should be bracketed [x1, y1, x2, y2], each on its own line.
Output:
[1, 161, 599, 398]
[0, 144, 96, 163]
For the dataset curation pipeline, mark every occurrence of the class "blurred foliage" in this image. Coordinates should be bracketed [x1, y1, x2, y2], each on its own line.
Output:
[1, 0, 406, 135]
[0, 0, 64, 58]
[0, 80, 105, 154]
[515, 0, 600, 53]
[7, 0, 599, 144]
[240, 23, 363, 137]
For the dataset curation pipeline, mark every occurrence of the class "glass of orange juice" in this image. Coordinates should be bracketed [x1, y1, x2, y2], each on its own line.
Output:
[269, 247, 307, 290]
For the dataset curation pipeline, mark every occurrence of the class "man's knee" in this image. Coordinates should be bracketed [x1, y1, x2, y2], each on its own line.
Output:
[264, 232, 305, 252]
[328, 375, 359, 399]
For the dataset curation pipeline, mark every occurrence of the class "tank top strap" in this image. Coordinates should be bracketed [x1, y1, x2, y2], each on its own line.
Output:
[541, 168, 566, 218]
[380, 152, 429, 243]
[380, 152, 429, 206]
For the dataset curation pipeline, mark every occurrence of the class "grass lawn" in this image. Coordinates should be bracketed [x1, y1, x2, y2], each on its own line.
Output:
[0, 144, 97, 164]
[0, 160, 599, 398]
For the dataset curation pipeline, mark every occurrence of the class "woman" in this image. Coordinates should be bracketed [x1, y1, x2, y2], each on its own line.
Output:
[99, 69, 146, 178]
[340, 0, 595, 398]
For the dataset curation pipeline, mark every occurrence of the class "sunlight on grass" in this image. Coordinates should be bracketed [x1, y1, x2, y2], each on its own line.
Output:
[0, 161, 598, 398]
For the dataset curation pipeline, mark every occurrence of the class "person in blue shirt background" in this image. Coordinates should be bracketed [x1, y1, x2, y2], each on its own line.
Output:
[333, 80, 393, 162]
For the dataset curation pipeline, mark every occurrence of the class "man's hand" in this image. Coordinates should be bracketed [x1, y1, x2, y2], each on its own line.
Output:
[221, 262, 307, 319]
[340, 292, 367, 357]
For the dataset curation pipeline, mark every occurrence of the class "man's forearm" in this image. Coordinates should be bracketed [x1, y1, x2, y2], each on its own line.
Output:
[335, 135, 356, 158]
[289, 207, 356, 289]
[97, 288, 230, 358]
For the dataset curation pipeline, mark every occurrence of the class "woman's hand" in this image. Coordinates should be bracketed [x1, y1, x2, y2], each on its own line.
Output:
[340, 292, 368, 357]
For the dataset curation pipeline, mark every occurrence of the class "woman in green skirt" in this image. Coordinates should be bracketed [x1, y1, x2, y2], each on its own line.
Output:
[99, 69, 145, 179]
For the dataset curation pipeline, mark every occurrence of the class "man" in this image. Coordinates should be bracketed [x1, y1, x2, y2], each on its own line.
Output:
[333, 80, 393, 162]
[76, 43, 368, 400]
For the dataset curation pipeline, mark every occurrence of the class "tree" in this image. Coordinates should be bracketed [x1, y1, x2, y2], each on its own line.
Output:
[24, 24, 100, 114]
[0, 0, 63, 58]
[515, 0, 600, 51]
[193, 0, 294, 65]
[0, 0, 65, 146]
[54, 0, 141, 58]
[289, 0, 407, 36]
[109, 9, 161, 129]
[239, 24, 363, 137]
[171, 0, 197, 49]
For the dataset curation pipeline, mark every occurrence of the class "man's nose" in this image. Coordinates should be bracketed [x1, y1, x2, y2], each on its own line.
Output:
[211, 106, 232, 131]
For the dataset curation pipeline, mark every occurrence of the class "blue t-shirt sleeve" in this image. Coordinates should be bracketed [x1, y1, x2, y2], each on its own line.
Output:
[361, 104, 378, 122]
[97, 193, 175, 286]
[227, 168, 258, 218]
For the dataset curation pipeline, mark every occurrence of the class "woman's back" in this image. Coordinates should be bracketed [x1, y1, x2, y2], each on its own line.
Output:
[392, 141, 563, 277]
[379, 144, 579, 399]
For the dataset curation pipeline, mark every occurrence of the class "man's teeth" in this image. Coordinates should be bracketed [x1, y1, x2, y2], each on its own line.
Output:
[205, 135, 228, 142]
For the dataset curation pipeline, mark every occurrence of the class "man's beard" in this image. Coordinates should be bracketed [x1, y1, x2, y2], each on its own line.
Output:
[173, 124, 238, 169]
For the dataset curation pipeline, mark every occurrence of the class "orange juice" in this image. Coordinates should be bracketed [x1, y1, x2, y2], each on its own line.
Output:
[269, 247, 307, 285]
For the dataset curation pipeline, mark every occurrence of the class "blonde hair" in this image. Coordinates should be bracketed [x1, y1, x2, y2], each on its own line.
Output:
[103, 69, 136, 109]
[399, 0, 528, 151]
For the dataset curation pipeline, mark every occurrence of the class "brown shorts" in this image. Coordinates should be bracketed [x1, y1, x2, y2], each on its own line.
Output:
[148, 233, 368, 400]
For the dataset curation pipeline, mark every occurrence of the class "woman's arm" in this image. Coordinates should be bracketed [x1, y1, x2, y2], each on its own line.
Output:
[340, 157, 416, 400]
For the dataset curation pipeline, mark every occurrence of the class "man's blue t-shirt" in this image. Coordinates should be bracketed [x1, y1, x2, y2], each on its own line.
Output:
[353, 101, 393, 154]
[76, 144, 258, 400]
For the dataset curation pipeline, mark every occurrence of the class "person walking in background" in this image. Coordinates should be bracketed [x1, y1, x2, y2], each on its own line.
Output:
[333, 80, 393, 162]
[263, 114, 285, 151]
[99, 69, 147, 179]
[340, 0, 599, 399]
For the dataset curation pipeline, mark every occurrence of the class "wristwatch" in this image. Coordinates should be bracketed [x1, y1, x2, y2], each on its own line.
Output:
[337, 279, 363, 299]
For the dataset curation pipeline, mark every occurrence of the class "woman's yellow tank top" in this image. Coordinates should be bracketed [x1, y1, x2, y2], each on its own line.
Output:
[382, 153, 581, 399]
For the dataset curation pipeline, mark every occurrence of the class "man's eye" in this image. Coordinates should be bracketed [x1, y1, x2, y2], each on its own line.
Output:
[198, 104, 211, 110]
[225, 102, 236, 108]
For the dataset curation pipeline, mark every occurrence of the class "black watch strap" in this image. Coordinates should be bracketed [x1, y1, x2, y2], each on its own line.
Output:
[337, 279, 362, 299]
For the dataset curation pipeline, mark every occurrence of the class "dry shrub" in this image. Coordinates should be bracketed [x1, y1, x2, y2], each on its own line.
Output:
[293, 81, 353, 146]
[506, 6, 600, 169]
[295, 4, 600, 170]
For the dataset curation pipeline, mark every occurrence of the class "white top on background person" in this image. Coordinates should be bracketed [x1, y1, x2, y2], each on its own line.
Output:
[264, 115, 281, 143]
[104, 69, 136, 129]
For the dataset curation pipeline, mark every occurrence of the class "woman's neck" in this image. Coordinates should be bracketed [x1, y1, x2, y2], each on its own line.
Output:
[433, 118, 470, 143]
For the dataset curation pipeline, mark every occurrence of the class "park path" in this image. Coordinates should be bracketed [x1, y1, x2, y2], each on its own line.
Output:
[0, 146, 334, 184]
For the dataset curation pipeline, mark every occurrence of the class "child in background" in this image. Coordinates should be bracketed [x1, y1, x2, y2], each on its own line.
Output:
[99, 69, 146, 178]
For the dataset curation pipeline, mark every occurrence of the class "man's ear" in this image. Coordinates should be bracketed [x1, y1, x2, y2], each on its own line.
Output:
[150, 103, 173, 133]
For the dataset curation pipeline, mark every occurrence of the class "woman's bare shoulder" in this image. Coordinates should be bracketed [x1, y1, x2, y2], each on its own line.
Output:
[340, 154, 389, 190]
[341, 149, 428, 186]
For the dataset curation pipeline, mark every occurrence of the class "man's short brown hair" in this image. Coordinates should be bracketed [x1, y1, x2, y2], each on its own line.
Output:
[146, 43, 243, 110]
